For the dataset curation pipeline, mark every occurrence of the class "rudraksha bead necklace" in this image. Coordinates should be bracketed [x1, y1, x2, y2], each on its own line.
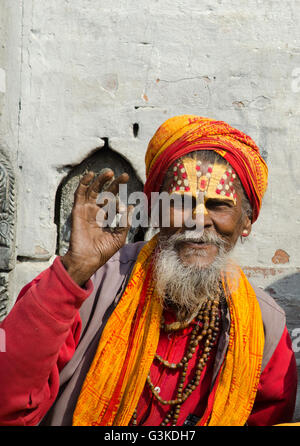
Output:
[131, 291, 221, 426]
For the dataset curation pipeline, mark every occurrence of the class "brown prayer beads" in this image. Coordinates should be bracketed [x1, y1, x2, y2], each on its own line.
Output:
[131, 290, 221, 426]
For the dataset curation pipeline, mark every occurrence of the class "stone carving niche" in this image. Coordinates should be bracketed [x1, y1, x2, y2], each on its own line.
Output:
[0, 148, 16, 320]
[55, 142, 144, 256]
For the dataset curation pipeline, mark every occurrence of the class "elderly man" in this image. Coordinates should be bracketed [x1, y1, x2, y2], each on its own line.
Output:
[0, 115, 297, 426]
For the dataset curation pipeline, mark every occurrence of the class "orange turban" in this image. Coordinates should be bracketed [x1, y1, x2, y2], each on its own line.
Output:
[144, 115, 268, 222]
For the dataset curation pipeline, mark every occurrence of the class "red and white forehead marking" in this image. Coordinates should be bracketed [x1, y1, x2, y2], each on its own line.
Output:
[168, 157, 237, 205]
[214, 165, 237, 201]
[170, 162, 191, 192]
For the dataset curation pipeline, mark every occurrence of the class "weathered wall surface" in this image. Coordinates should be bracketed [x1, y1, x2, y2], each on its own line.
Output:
[1, 0, 300, 420]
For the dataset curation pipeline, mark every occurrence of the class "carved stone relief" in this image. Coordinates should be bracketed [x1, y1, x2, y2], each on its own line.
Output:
[0, 273, 9, 320]
[55, 143, 144, 256]
[0, 148, 16, 320]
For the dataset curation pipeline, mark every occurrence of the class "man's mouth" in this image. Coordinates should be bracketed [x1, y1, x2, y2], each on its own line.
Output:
[182, 240, 212, 248]
[176, 240, 217, 251]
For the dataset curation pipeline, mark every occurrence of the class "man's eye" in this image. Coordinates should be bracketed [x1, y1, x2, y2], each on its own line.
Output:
[206, 199, 232, 208]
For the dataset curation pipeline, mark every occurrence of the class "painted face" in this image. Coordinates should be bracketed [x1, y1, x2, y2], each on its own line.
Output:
[159, 154, 252, 266]
[167, 156, 238, 216]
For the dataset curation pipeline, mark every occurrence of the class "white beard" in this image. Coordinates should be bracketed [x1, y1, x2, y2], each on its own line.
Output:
[154, 230, 231, 321]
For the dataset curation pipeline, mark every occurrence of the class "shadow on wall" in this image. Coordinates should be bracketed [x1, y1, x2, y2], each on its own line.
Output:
[265, 273, 300, 422]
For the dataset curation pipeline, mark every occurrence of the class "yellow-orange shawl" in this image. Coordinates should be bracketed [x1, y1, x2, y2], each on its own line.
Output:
[73, 236, 264, 426]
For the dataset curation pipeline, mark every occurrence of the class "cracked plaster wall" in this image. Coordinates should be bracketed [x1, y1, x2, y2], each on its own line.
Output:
[1, 0, 300, 418]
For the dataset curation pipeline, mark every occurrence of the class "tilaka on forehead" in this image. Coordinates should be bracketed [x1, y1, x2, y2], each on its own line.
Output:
[168, 157, 237, 204]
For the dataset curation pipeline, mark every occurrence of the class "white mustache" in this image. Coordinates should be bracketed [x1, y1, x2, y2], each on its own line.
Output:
[163, 230, 228, 249]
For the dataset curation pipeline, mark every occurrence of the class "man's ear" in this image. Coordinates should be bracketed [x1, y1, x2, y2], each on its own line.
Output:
[241, 216, 252, 238]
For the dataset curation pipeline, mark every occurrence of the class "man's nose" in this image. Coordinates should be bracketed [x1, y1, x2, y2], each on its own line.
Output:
[193, 200, 208, 217]
[191, 200, 213, 229]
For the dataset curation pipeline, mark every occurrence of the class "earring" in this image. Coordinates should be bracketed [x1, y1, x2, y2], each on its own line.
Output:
[240, 229, 248, 244]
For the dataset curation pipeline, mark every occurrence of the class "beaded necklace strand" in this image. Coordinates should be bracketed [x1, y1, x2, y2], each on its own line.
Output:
[131, 289, 221, 426]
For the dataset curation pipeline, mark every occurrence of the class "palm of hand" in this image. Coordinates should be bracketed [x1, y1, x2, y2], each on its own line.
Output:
[61, 170, 132, 285]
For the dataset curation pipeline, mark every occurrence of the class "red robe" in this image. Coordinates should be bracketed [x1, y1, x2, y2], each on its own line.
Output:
[0, 258, 297, 426]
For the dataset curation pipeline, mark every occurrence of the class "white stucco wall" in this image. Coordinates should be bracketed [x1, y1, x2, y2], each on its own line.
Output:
[0, 0, 300, 306]
[1, 0, 300, 298]
[1, 0, 300, 420]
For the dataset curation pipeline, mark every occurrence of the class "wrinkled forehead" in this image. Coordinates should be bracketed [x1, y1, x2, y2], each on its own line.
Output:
[163, 152, 238, 204]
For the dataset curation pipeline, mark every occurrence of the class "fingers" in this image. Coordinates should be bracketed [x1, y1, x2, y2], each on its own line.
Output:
[93, 173, 130, 211]
[74, 171, 95, 203]
[87, 170, 115, 200]
[74, 170, 114, 204]
[96, 202, 134, 234]
[105, 173, 129, 196]
[104, 206, 135, 250]
[74, 171, 133, 234]
[87, 171, 129, 202]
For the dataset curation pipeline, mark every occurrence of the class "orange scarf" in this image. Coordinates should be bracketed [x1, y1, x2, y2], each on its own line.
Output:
[73, 237, 264, 426]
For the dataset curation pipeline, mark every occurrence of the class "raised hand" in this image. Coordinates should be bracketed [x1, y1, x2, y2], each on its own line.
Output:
[61, 170, 133, 286]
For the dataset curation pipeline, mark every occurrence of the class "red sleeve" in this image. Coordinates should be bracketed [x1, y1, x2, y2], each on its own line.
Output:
[0, 257, 93, 426]
[247, 326, 297, 426]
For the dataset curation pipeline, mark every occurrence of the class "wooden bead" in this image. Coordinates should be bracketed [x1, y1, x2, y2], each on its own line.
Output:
[144, 291, 223, 427]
